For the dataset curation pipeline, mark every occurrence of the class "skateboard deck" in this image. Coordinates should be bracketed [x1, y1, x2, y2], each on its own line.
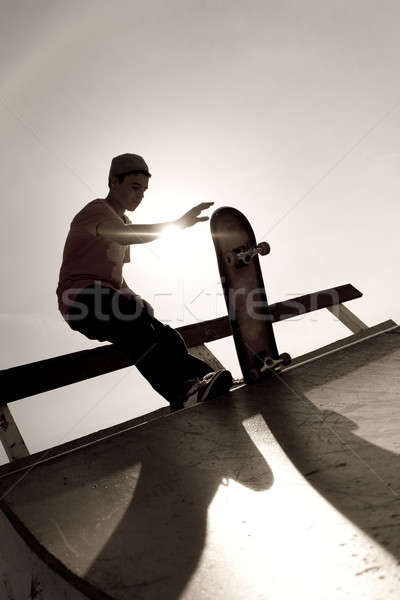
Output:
[210, 207, 290, 383]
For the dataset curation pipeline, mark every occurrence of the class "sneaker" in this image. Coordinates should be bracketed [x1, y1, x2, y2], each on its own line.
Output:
[169, 378, 199, 413]
[195, 370, 233, 403]
[169, 370, 233, 412]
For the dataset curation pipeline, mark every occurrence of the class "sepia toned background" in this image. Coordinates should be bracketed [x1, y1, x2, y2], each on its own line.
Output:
[1, 0, 399, 463]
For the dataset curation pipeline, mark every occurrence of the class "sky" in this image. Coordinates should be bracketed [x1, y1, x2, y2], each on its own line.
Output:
[1, 0, 399, 463]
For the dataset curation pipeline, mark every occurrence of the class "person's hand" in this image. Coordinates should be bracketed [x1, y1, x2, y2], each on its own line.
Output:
[176, 202, 214, 229]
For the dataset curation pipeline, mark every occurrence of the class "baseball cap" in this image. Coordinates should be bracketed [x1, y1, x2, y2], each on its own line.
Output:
[109, 153, 151, 179]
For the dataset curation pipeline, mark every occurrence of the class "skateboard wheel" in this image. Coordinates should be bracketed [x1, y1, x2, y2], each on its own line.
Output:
[225, 252, 234, 265]
[258, 242, 270, 256]
[279, 352, 292, 366]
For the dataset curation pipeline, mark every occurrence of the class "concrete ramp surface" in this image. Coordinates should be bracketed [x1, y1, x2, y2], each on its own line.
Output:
[1, 322, 400, 599]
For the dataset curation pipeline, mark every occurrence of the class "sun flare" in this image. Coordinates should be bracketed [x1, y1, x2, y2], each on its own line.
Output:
[161, 224, 182, 239]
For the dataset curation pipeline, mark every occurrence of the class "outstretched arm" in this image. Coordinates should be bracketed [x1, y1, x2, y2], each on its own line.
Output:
[97, 202, 214, 245]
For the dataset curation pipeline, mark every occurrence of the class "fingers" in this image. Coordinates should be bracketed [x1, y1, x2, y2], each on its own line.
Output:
[188, 217, 209, 227]
[192, 202, 214, 214]
[179, 202, 214, 228]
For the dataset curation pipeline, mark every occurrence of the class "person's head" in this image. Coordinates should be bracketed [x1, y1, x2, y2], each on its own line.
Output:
[107, 153, 151, 212]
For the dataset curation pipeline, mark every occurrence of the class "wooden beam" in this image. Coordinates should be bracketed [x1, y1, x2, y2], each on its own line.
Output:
[327, 304, 368, 334]
[178, 283, 362, 345]
[0, 406, 29, 461]
[0, 284, 361, 404]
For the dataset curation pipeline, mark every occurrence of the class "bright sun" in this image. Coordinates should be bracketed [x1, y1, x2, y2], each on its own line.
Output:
[157, 224, 185, 253]
[160, 223, 182, 240]
[154, 223, 187, 259]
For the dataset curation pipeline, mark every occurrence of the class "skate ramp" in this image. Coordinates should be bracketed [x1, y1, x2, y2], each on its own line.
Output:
[0, 321, 399, 599]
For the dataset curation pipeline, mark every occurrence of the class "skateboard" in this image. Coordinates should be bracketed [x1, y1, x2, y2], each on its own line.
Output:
[210, 207, 291, 383]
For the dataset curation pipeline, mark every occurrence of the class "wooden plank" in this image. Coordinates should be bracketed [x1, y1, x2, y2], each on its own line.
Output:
[0, 405, 29, 461]
[327, 303, 368, 333]
[269, 283, 362, 322]
[178, 283, 362, 345]
[0, 284, 362, 404]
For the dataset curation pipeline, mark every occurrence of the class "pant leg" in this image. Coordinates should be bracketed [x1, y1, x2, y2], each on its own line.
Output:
[67, 284, 211, 404]
[181, 353, 213, 379]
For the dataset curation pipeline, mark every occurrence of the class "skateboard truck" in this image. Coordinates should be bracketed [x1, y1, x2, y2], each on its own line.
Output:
[249, 352, 292, 381]
[226, 241, 270, 268]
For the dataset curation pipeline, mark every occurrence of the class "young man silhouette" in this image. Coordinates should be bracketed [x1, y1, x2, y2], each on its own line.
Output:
[57, 153, 232, 411]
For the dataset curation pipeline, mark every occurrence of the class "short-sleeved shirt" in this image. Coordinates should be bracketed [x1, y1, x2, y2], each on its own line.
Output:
[56, 199, 133, 319]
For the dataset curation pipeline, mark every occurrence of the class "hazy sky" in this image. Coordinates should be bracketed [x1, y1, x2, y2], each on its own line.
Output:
[1, 0, 399, 463]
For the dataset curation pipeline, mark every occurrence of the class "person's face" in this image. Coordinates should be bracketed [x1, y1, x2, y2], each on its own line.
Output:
[111, 173, 149, 211]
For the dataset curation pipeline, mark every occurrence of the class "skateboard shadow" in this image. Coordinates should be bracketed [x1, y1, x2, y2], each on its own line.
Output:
[80, 329, 400, 599]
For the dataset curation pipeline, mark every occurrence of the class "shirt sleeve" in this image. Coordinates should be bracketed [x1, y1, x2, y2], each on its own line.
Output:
[71, 200, 121, 237]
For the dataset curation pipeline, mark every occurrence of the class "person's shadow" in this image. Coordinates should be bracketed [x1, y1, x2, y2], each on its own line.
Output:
[72, 329, 400, 599]
[71, 397, 274, 600]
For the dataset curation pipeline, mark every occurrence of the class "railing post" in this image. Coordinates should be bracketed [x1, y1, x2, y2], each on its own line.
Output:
[0, 405, 29, 461]
[327, 304, 368, 334]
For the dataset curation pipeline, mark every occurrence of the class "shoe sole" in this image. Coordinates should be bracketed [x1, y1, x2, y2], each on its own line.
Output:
[197, 371, 233, 403]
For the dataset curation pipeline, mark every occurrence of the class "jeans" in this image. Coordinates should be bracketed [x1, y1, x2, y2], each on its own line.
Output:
[66, 284, 212, 408]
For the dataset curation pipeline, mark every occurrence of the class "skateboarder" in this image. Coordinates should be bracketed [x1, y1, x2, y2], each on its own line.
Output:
[56, 153, 232, 411]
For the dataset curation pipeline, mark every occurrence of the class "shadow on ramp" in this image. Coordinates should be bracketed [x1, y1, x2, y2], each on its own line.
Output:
[254, 327, 400, 561]
[0, 327, 399, 599]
